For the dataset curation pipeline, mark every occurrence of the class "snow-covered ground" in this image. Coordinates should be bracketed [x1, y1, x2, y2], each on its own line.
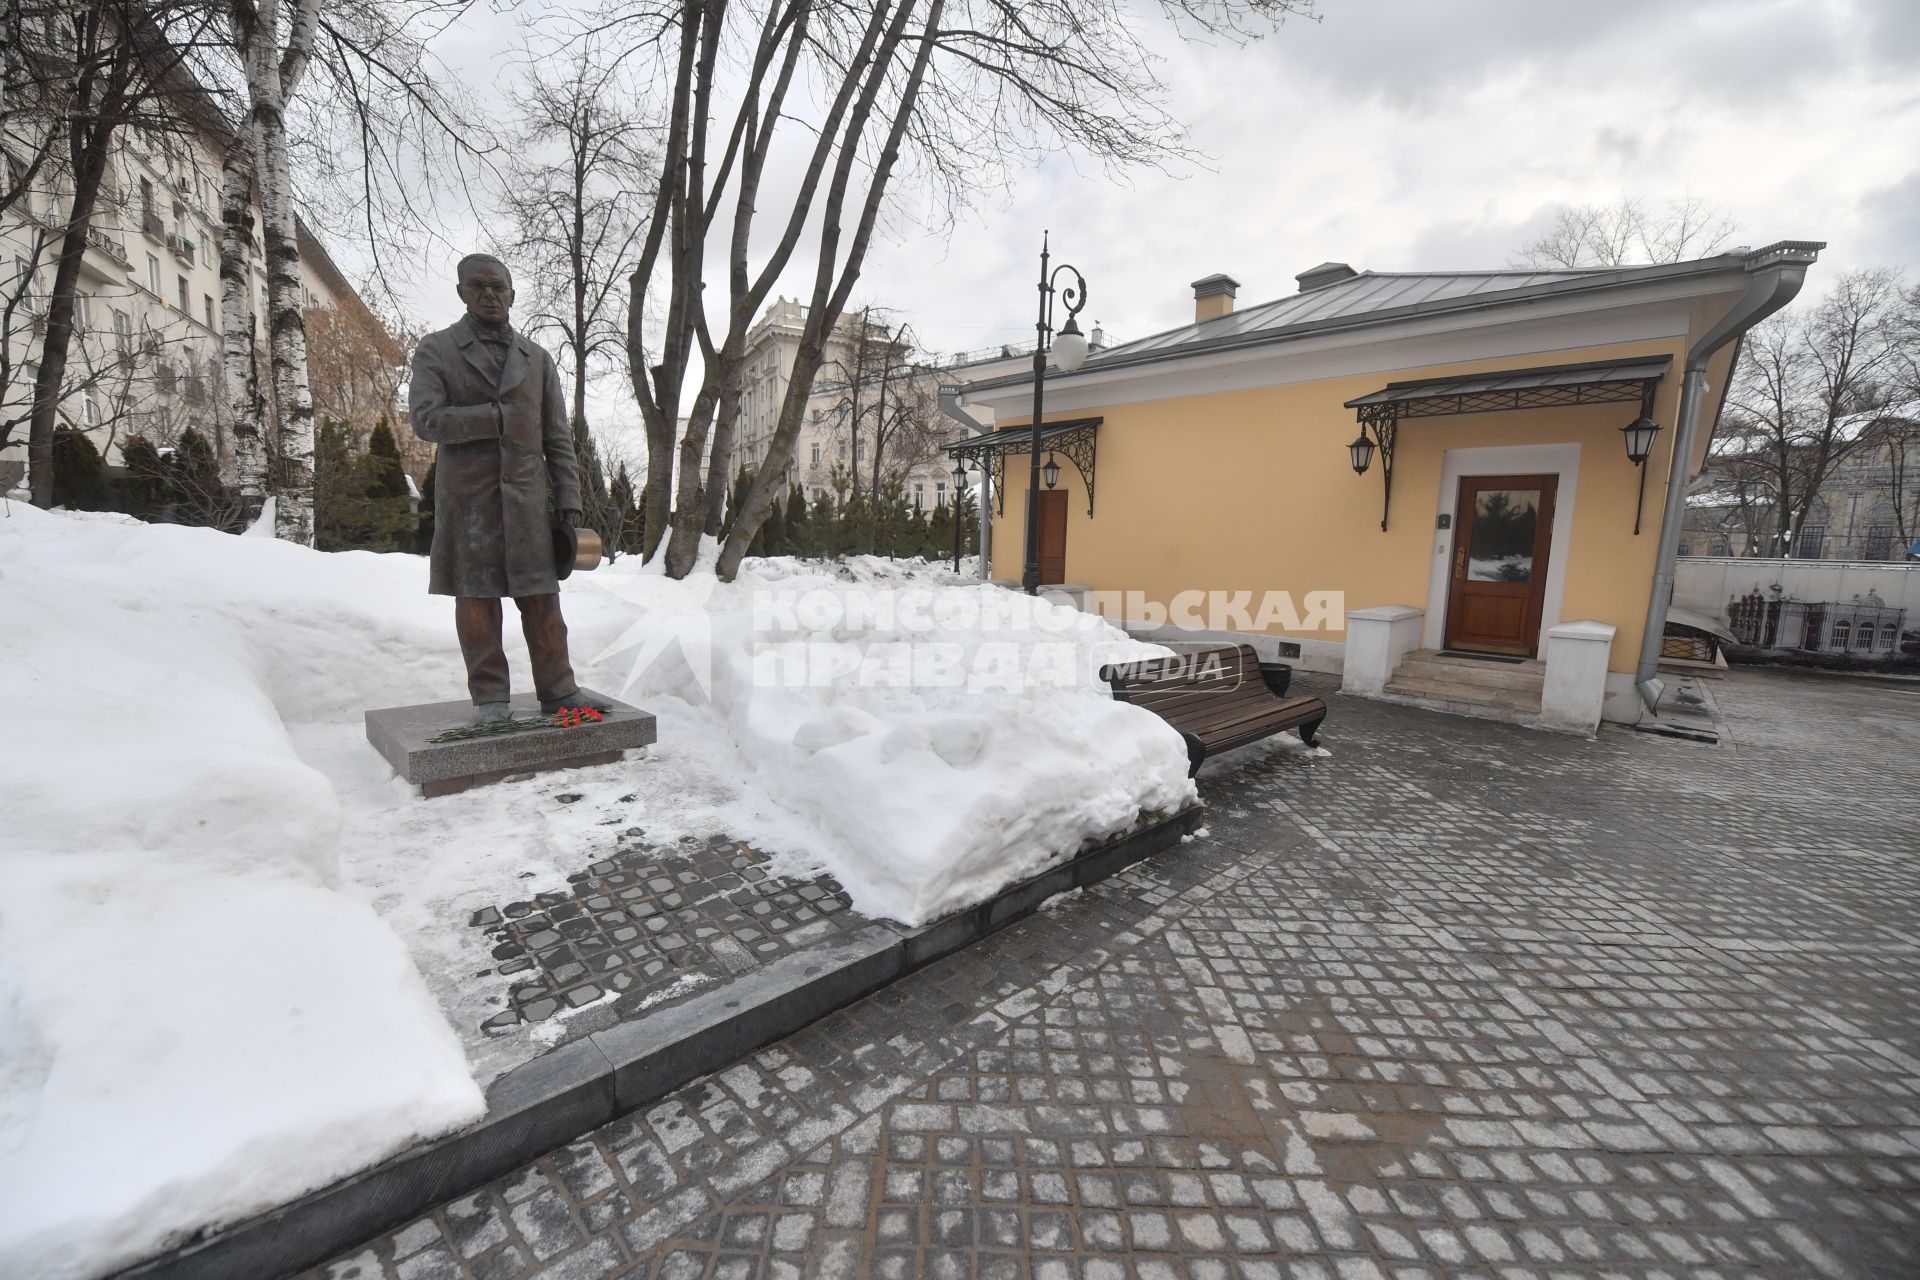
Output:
[0, 504, 1194, 1280]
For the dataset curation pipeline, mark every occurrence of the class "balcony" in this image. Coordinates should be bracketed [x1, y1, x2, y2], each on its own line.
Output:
[79, 227, 132, 283]
[140, 209, 165, 241]
[166, 233, 196, 267]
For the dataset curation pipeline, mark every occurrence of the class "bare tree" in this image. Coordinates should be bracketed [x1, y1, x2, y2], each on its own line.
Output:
[304, 294, 412, 451]
[1515, 192, 1738, 270]
[496, 33, 652, 550]
[215, 0, 494, 540]
[222, 0, 324, 542]
[601, 0, 1315, 579]
[818, 308, 943, 497]
[1716, 268, 1912, 556]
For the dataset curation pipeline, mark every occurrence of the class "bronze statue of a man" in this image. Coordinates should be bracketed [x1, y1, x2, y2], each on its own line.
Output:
[410, 254, 587, 723]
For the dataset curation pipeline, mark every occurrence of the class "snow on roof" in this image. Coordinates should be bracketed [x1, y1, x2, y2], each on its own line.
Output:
[1835, 397, 1920, 442]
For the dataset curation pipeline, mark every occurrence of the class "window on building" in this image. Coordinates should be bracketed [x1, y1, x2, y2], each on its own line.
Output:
[146, 253, 160, 293]
[1864, 524, 1894, 560]
[935, 481, 947, 507]
[81, 389, 99, 426]
[139, 176, 155, 220]
[14, 257, 34, 314]
[1711, 537, 1730, 556]
[810, 442, 820, 466]
[177, 275, 189, 311]
[1832, 620, 1851, 650]
[73, 292, 89, 331]
[837, 439, 846, 460]
[1854, 623, 1875, 651]
[1880, 624, 1899, 651]
[204, 294, 215, 329]
[913, 483, 924, 510]
[1796, 525, 1825, 559]
[1677, 541, 1692, 557]
[113, 309, 131, 352]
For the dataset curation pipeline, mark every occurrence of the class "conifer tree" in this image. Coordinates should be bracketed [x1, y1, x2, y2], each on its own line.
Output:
[759, 493, 785, 557]
[415, 455, 438, 555]
[119, 436, 169, 521]
[785, 483, 811, 556]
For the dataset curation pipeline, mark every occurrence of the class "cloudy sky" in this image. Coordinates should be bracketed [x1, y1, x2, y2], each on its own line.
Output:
[381, 0, 1920, 455]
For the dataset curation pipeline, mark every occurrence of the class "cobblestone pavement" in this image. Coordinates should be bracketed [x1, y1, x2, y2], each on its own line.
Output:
[472, 836, 860, 1035]
[308, 668, 1920, 1280]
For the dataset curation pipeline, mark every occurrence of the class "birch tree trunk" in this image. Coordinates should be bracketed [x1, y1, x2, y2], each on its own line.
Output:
[235, 0, 320, 543]
[218, 124, 267, 507]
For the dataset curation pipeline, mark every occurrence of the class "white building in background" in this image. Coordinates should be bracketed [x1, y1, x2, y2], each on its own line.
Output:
[731, 297, 1076, 512]
[0, 90, 368, 490]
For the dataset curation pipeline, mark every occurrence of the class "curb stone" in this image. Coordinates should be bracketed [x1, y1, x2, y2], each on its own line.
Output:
[118, 803, 1205, 1280]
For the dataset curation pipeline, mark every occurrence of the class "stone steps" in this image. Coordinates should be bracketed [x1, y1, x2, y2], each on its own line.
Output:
[1385, 649, 1544, 715]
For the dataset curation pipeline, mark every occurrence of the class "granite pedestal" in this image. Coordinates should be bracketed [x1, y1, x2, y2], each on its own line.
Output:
[365, 688, 656, 796]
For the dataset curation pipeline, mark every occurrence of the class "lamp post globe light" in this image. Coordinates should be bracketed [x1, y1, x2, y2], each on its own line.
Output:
[1022, 232, 1088, 595]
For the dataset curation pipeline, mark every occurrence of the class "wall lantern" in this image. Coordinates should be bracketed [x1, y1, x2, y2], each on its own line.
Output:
[1620, 415, 1661, 465]
[1621, 385, 1662, 535]
[1348, 432, 1375, 475]
[952, 459, 970, 490]
[1043, 453, 1061, 489]
[1346, 410, 1397, 531]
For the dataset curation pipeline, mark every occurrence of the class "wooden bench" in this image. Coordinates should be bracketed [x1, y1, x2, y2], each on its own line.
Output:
[1099, 643, 1326, 777]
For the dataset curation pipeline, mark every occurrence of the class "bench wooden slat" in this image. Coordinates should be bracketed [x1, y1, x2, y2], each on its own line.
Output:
[1162, 695, 1323, 739]
[1103, 643, 1325, 777]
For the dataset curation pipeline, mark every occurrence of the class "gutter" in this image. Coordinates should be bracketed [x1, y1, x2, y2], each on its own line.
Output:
[1633, 240, 1823, 712]
[937, 383, 992, 580]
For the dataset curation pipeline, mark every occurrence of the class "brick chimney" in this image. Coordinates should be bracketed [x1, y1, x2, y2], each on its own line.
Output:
[1191, 273, 1240, 323]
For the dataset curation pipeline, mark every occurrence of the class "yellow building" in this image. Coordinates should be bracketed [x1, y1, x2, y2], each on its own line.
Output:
[953, 243, 1824, 731]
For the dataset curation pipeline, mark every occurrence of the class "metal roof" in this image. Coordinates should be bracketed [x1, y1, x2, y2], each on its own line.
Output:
[1107, 268, 1612, 360]
[959, 247, 1821, 398]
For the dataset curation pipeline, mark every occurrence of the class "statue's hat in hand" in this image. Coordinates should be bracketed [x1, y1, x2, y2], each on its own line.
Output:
[552, 524, 603, 581]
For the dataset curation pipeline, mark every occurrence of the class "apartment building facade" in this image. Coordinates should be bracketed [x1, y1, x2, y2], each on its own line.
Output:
[1, 107, 369, 492]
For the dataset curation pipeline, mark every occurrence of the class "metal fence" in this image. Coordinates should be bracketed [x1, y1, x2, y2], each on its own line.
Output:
[1726, 593, 1906, 654]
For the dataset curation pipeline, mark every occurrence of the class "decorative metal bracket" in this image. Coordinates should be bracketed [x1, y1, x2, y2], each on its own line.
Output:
[947, 417, 1101, 519]
[1356, 404, 1398, 532]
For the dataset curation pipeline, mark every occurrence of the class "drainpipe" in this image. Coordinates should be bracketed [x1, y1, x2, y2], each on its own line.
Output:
[1634, 241, 1823, 712]
[938, 383, 992, 580]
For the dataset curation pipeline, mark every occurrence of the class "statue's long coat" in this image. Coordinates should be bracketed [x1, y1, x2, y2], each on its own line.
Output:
[410, 315, 580, 597]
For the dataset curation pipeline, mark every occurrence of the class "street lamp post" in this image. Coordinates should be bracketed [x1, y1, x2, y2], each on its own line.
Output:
[1022, 231, 1089, 594]
[951, 459, 971, 573]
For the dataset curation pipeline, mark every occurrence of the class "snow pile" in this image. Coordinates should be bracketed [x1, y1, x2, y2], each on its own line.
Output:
[0, 504, 483, 1280]
[585, 554, 1194, 923]
[0, 504, 1192, 1278]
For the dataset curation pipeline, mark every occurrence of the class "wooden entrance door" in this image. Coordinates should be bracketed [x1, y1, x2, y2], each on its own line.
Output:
[1444, 474, 1557, 657]
[1036, 490, 1068, 584]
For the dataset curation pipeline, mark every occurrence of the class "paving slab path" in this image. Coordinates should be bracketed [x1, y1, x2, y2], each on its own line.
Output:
[305, 668, 1920, 1280]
